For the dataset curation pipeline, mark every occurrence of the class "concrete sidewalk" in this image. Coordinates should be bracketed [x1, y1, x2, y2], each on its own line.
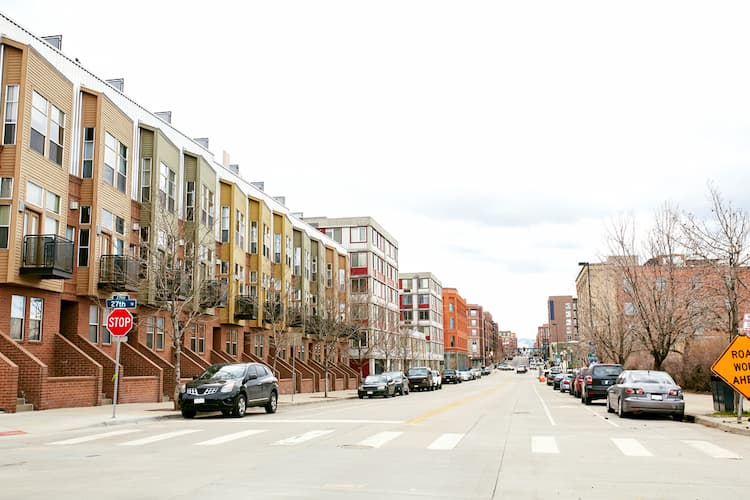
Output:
[0, 389, 358, 437]
[1, 389, 748, 438]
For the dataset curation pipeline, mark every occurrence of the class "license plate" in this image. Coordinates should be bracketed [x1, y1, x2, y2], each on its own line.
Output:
[367, 391, 373, 395]
[651, 394, 663, 401]
[194, 397, 205, 404]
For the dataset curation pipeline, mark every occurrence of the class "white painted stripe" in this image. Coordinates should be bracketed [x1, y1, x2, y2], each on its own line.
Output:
[230, 419, 403, 424]
[273, 429, 334, 446]
[356, 431, 403, 448]
[612, 438, 652, 457]
[532, 384, 556, 426]
[428, 433, 464, 450]
[531, 436, 559, 454]
[583, 406, 619, 428]
[48, 429, 141, 445]
[194, 430, 266, 446]
[119, 429, 200, 446]
[683, 440, 742, 459]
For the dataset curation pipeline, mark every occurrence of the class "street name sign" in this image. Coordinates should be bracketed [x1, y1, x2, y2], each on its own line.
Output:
[711, 335, 750, 399]
[106, 295, 137, 309]
[106, 308, 133, 337]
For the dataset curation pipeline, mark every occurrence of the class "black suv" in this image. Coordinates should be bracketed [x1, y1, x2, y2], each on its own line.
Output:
[407, 367, 434, 391]
[179, 362, 279, 418]
[443, 369, 461, 384]
[582, 363, 623, 405]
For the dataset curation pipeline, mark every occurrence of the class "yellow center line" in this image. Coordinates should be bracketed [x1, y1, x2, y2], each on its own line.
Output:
[406, 382, 508, 425]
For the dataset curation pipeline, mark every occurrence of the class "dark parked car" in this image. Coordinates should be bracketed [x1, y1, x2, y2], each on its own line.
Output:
[546, 366, 561, 386]
[179, 362, 279, 418]
[572, 368, 588, 398]
[443, 369, 461, 384]
[384, 371, 410, 395]
[358, 374, 397, 398]
[582, 363, 624, 405]
[606, 370, 685, 420]
[552, 372, 565, 390]
[407, 367, 434, 391]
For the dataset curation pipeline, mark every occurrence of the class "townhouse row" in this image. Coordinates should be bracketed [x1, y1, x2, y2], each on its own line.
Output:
[0, 18, 359, 413]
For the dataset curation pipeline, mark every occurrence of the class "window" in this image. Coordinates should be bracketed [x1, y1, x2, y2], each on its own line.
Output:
[294, 247, 301, 276]
[185, 181, 195, 221]
[80, 206, 91, 224]
[46, 191, 60, 214]
[101, 209, 113, 231]
[624, 302, 635, 316]
[250, 271, 257, 283]
[402, 310, 413, 321]
[655, 277, 667, 291]
[449, 317, 455, 329]
[236, 210, 245, 249]
[190, 324, 206, 354]
[159, 162, 175, 212]
[10, 295, 24, 340]
[82, 128, 94, 178]
[254, 334, 264, 357]
[401, 279, 412, 289]
[140, 158, 151, 201]
[146, 317, 154, 348]
[115, 216, 125, 235]
[3, 84, 19, 145]
[419, 278, 429, 289]
[88, 305, 99, 342]
[472, 329, 477, 336]
[200, 185, 214, 227]
[0, 205, 9, 248]
[78, 228, 89, 266]
[449, 303, 454, 313]
[450, 336, 455, 348]
[48, 105, 64, 165]
[351, 252, 367, 268]
[418, 294, 429, 305]
[326, 227, 341, 243]
[339, 269, 345, 291]
[418, 310, 429, 321]
[104, 133, 116, 186]
[0, 177, 11, 199]
[117, 142, 127, 192]
[26, 181, 43, 207]
[30, 91, 47, 155]
[351, 226, 367, 242]
[326, 263, 332, 288]
[149, 317, 165, 350]
[226, 328, 238, 356]
[221, 206, 229, 242]
[351, 277, 367, 293]
[250, 221, 258, 254]
[471, 319, 477, 327]
[274, 233, 281, 263]
[402, 294, 413, 305]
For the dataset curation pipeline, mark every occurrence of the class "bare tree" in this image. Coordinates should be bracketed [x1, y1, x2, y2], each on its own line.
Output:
[587, 282, 638, 366]
[141, 209, 220, 409]
[608, 206, 707, 370]
[264, 277, 289, 374]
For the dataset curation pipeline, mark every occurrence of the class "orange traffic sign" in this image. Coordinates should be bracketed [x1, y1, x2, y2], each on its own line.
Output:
[711, 335, 750, 400]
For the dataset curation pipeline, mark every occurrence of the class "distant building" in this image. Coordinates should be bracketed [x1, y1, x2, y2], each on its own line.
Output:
[398, 272, 444, 371]
[443, 288, 468, 369]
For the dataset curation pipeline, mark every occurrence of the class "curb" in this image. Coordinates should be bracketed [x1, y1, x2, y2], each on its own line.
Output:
[691, 414, 750, 437]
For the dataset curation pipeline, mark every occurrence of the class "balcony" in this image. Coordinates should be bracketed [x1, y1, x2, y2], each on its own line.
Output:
[200, 279, 227, 308]
[234, 295, 258, 320]
[98, 255, 140, 291]
[20, 234, 74, 279]
[263, 301, 283, 323]
[154, 270, 191, 302]
[287, 306, 305, 327]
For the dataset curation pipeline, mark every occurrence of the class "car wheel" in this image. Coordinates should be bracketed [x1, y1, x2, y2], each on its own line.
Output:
[181, 408, 196, 419]
[232, 394, 247, 418]
[584, 395, 591, 405]
[617, 398, 627, 418]
[673, 412, 684, 422]
[358, 394, 364, 399]
[606, 398, 614, 413]
[265, 391, 278, 414]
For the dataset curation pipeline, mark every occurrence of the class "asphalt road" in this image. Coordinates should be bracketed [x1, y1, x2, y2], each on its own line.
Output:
[1, 371, 747, 499]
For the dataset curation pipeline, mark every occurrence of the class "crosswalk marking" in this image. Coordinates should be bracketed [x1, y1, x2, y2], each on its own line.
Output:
[356, 431, 403, 448]
[682, 440, 743, 459]
[194, 430, 266, 446]
[612, 438, 652, 457]
[119, 429, 200, 446]
[428, 433, 464, 450]
[48, 429, 141, 445]
[273, 430, 334, 446]
[531, 436, 559, 454]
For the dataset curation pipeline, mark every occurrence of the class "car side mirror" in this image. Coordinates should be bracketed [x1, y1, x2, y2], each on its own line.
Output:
[245, 374, 258, 382]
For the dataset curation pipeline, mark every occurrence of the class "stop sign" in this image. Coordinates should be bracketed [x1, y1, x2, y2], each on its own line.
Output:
[107, 308, 133, 337]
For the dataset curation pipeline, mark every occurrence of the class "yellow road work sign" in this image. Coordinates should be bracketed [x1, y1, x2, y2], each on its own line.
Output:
[711, 335, 750, 400]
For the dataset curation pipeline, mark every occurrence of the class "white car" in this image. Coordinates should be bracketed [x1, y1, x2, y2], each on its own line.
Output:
[458, 369, 474, 381]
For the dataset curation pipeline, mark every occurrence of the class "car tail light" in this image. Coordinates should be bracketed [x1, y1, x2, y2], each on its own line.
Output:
[668, 389, 681, 397]
[625, 388, 644, 395]
[585, 375, 592, 384]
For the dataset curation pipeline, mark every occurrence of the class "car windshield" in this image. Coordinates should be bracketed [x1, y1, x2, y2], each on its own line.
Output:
[592, 365, 623, 377]
[197, 364, 245, 381]
[364, 375, 386, 384]
[444, 370, 456, 375]
[408, 368, 428, 376]
[631, 372, 675, 384]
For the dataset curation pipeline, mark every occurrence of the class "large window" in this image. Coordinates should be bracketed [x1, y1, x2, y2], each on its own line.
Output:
[254, 334, 264, 358]
[185, 181, 195, 221]
[236, 210, 245, 249]
[81, 128, 94, 178]
[78, 228, 89, 267]
[141, 158, 151, 201]
[274, 233, 281, 263]
[10, 295, 24, 340]
[103, 133, 127, 192]
[0, 205, 9, 248]
[28, 297, 43, 342]
[3, 84, 19, 145]
[48, 105, 64, 165]
[351, 277, 368, 293]
[30, 91, 47, 155]
[200, 185, 214, 227]
[250, 221, 258, 254]
[351, 252, 367, 268]
[159, 162, 175, 212]
[351, 226, 367, 242]
[221, 206, 230, 242]
[146, 317, 165, 350]
[190, 324, 206, 354]
[226, 328, 238, 356]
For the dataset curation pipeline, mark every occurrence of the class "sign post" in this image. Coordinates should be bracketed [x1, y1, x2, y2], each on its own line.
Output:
[107, 308, 133, 418]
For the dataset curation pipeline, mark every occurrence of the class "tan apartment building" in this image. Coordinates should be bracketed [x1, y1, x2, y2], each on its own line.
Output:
[0, 15, 356, 413]
[398, 272, 444, 371]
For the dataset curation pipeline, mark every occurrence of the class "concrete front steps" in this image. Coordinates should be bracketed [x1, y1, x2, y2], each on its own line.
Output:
[16, 397, 33, 412]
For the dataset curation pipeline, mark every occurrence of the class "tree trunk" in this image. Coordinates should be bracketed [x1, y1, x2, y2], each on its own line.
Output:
[173, 332, 182, 410]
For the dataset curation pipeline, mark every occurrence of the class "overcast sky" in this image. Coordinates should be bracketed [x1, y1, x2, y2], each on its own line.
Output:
[6, 1, 750, 343]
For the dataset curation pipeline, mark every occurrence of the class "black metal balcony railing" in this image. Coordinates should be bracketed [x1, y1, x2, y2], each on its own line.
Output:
[263, 301, 282, 323]
[98, 255, 140, 291]
[154, 270, 191, 301]
[287, 307, 304, 327]
[234, 295, 258, 320]
[200, 279, 228, 308]
[20, 234, 74, 279]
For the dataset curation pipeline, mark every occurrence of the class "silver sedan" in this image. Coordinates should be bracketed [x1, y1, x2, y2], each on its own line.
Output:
[606, 370, 685, 420]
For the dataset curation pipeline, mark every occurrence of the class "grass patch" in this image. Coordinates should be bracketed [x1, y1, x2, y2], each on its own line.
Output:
[712, 411, 750, 417]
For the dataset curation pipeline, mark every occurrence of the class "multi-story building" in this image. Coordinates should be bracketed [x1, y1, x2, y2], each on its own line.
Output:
[498, 330, 518, 357]
[442, 288, 468, 369]
[398, 272, 444, 371]
[483, 310, 499, 365]
[546, 295, 577, 364]
[303, 216, 399, 376]
[0, 15, 357, 413]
